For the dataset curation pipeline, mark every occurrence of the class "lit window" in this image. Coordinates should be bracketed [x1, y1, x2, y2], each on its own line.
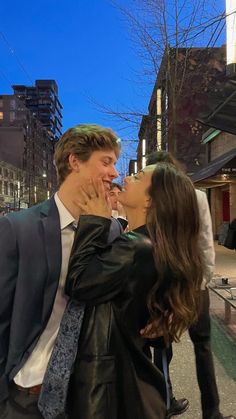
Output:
[0, 112, 3, 120]
[10, 112, 15, 122]
[4, 181, 8, 195]
[9, 183, 14, 196]
[10, 100, 16, 110]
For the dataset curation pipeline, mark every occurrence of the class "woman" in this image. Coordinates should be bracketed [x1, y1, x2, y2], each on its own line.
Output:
[65, 163, 203, 419]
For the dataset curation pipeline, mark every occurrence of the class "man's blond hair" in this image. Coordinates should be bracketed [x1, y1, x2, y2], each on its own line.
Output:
[54, 124, 120, 184]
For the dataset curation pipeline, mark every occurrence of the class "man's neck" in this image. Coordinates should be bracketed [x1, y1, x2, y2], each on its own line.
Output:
[57, 185, 81, 220]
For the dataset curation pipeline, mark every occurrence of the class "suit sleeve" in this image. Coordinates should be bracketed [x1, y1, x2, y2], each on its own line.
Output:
[196, 190, 215, 284]
[65, 215, 135, 305]
[0, 216, 18, 397]
[117, 217, 128, 230]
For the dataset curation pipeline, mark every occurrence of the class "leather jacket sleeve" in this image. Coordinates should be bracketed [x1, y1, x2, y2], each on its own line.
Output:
[65, 215, 136, 305]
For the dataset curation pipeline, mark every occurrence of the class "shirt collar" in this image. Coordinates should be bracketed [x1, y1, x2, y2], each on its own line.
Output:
[54, 192, 76, 230]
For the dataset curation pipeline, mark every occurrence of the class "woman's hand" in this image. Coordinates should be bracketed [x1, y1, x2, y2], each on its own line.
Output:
[75, 178, 112, 219]
[140, 320, 164, 339]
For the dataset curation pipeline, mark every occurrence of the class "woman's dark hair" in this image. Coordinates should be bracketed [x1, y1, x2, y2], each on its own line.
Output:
[146, 150, 185, 172]
[146, 163, 203, 343]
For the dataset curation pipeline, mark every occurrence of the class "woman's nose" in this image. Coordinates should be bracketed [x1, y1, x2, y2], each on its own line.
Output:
[124, 175, 131, 183]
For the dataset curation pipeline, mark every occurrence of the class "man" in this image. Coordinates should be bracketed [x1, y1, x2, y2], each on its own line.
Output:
[146, 151, 235, 419]
[109, 182, 128, 230]
[0, 124, 121, 419]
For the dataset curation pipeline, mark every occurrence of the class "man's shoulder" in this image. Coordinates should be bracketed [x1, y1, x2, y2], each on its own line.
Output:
[195, 188, 206, 200]
[108, 217, 123, 242]
[1, 197, 56, 226]
[195, 189, 209, 209]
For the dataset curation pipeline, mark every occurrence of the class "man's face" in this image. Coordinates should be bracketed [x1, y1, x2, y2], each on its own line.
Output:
[76, 149, 118, 191]
[108, 186, 121, 210]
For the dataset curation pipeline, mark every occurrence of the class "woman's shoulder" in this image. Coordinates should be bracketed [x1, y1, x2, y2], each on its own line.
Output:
[124, 231, 153, 253]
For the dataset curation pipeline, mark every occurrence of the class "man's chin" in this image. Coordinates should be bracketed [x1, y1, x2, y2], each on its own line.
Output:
[103, 182, 111, 191]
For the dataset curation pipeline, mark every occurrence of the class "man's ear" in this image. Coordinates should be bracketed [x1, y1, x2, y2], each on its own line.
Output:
[68, 154, 81, 172]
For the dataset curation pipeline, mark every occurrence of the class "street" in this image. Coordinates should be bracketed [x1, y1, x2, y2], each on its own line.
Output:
[169, 243, 236, 418]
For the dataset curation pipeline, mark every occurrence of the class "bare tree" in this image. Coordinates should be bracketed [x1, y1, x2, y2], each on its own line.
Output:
[93, 0, 226, 160]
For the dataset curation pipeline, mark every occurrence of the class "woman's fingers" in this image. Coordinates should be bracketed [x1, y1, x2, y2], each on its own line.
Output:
[95, 178, 106, 199]
[87, 179, 98, 199]
[77, 185, 90, 204]
[73, 178, 111, 218]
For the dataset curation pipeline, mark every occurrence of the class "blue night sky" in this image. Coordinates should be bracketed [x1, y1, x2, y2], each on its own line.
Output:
[0, 1, 146, 144]
[0, 0, 225, 175]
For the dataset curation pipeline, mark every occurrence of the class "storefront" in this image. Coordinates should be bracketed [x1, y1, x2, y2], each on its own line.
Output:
[191, 148, 236, 239]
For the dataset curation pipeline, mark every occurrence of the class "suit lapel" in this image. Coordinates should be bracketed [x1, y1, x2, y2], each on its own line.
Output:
[40, 197, 62, 325]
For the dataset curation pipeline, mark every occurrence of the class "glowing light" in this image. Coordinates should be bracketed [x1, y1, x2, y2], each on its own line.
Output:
[142, 156, 146, 169]
[226, 1, 236, 64]
[142, 139, 146, 155]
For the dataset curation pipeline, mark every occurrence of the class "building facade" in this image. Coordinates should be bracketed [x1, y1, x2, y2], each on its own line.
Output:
[0, 161, 28, 212]
[137, 45, 227, 174]
[13, 80, 63, 142]
[0, 94, 57, 209]
[192, 127, 236, 239]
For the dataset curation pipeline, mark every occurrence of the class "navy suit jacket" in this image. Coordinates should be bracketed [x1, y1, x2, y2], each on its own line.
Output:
[0, 196, 123, 402]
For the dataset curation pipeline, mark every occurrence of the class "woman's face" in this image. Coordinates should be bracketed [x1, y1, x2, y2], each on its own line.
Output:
[119, 165, 155, 209]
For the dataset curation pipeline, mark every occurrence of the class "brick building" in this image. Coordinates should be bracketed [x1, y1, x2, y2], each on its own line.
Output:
[0, 94, 57, 209]
[13, 80, 62, 142]
[137, 45, 227, 174]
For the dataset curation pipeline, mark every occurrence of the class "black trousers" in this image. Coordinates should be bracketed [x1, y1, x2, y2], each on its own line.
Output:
[154, 289, 221, 419]
[0, 383, 43, 419]
[0, 382, 69, 419]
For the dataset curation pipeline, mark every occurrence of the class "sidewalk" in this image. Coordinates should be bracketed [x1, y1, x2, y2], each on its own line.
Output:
[211, 243, 236, 341]
[169, 243, 236, 418]
[214, 243, 236, 279]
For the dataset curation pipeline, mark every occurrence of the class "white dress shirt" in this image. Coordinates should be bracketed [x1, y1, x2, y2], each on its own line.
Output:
[14, 193, 76, 387]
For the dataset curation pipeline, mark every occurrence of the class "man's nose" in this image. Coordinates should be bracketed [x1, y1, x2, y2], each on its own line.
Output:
[110, 166, 118, 179]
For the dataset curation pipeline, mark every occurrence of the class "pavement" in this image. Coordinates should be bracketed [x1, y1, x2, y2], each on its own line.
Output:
[169, 243, 236, 418]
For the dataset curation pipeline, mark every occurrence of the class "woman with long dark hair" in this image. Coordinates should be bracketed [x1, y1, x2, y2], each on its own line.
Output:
[65, 163, 203, 419]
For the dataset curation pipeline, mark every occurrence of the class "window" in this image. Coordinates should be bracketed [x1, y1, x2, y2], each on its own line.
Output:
[0, 112, 3, 120]
[10, 112, 16, 122]
[9, 183, 14, 196]
[0, 99, 3, 107]
[10, 99, 16, 110]
[0, 180, 2, 194]
[4, 181, 8, 195]
[4, 168, 8, 177]
[0, 167, 2, 176]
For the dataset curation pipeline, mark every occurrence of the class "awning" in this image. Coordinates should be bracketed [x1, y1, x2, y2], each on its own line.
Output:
[197, 79, 236, 135]
[191, 147, 236, 184]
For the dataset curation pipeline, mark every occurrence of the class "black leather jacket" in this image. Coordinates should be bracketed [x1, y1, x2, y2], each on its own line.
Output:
[66, 215, 167, 419]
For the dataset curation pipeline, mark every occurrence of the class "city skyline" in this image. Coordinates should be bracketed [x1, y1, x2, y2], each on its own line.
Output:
[0, 0, 226, 176]
[0, 1, 147, 137]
